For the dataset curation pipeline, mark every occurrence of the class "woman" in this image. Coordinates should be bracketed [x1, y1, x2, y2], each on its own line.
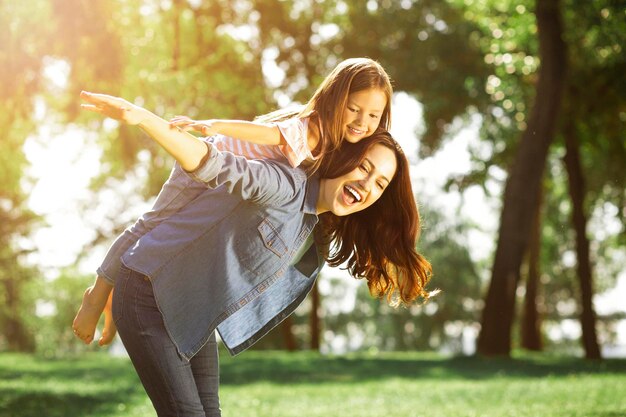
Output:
[74, 56, 394, 346]
[80, 92, 433, 416]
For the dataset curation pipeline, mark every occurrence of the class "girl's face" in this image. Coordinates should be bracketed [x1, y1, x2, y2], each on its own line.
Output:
[342, 88, 388, 143]
[316, 144, 397, 216]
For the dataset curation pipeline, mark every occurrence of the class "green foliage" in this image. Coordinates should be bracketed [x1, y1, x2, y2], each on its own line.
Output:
[0, 245, 39, 352]
[3, 0, 624, 355]
[533, 152, 626, 351]
[67, 0, 272, 196]
[1, 0, 277, 352]
[559, 0, 626, 238]
[0, 0, 57, 352]
[452, 0, 625, 230]
[31, 271, 106, 357]
[47, 0, 125, 111]
[443, 0, 540, 175]
[337, 0, 491, 155]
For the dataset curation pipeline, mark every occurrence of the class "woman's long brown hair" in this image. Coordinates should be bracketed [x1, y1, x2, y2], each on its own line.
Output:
[316, 130, 433, 306]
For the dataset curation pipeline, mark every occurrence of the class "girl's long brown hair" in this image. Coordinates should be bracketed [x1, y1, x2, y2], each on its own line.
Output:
[257, 58, 393, 173]
[316, 130, 433, 306]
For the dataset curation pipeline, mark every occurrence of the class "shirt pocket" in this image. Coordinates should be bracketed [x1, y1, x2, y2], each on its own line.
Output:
[235, 217, 289, 277]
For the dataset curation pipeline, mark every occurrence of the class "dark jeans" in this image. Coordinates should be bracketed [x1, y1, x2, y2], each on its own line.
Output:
[113, 266, 221, 417]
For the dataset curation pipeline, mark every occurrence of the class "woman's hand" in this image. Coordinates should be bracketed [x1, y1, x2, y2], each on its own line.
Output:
[80, 91, 148, 125]
[81, 90, 209, 171]
[169, 115, 218, 136]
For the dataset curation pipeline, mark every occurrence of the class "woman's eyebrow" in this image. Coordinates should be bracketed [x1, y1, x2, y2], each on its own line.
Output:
[364, 158, 391, 184]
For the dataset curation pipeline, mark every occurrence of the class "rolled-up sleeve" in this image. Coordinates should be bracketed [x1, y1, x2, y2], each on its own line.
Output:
[188, 141, 306, 207]
[97, 230, 140, 284]
[185, 141, 219, 181]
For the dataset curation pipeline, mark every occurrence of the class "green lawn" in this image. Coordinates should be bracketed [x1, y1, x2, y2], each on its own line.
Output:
[1, 350, 625, 417]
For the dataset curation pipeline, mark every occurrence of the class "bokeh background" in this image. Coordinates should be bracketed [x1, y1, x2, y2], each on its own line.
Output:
[1, 0, 625, 361]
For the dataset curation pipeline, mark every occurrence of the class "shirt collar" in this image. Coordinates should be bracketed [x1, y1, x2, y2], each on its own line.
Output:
[303, 176, 320, 215]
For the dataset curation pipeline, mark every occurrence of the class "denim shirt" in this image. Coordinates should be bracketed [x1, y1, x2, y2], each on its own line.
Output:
[102, 143, 323, 360]
[97, 161, 208, 285]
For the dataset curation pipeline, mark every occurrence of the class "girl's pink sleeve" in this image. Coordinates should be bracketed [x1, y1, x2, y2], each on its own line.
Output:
[274, 118, 314, 167]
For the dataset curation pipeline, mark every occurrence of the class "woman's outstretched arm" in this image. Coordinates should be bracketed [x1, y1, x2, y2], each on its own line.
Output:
[80, 91, 304, 206]
[80, 91, 208, 171]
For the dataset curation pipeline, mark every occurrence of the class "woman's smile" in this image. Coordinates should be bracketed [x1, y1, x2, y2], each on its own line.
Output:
[343, 184, 363, 204]
[317, 143, 397, 216]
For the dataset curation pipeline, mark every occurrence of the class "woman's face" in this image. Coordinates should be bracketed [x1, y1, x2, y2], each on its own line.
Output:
[317, 144, 397, 216]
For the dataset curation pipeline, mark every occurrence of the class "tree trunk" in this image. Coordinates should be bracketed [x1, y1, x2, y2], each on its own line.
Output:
[280, 316, 298, 351]
[2, 277, 35, 352]
[521, 188, 543, 351]
[309, 280, 321, 351]
[477, 0, 567, 356]
[562, 122, 602, 359]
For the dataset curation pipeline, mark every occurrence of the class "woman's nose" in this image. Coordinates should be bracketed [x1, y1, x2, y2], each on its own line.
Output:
[357, 177, 371, 192]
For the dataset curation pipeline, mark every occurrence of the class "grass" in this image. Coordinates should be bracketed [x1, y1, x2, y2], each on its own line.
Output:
[1, 350, 625, 417]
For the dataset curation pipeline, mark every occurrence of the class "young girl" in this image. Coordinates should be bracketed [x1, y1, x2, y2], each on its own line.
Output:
[73, 57, 393, 345]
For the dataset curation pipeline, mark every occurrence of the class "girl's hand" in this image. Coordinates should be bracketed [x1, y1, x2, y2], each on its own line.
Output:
[170, 115, 217, 136]
[80, 91, 148, 125]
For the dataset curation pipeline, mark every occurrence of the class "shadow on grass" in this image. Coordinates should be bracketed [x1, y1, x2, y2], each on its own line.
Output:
[583, 414, 626, 417]
[220, 351, 626, 385]
[0, 353, 146, 417]
[0, 390, 124, 417]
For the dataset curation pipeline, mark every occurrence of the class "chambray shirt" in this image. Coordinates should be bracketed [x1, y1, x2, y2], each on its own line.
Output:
[99, 143, 322, 360]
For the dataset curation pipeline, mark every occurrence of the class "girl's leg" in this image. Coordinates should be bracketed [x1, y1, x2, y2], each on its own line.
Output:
[190, 332, 221, 416]
[98, 290, 116, 346]
[113, 267, 219, 417]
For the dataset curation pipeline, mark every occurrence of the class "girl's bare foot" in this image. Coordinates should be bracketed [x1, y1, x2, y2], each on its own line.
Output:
[73, 276, 114, 344]
[98, 291, 117, 346]
[72, 286, 103, 344]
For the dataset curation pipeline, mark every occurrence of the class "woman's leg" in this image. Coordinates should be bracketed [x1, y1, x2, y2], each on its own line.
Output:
[113, 267, 220, 417]
[190, 332, 221, 416]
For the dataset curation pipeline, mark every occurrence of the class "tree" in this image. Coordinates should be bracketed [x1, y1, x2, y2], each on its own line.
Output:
[562, 124, 601, 358]
[556, 0, 626, 358]
[477, 0, 567, 356]
[518, 0, 625, 357]
[0, 0, 52, 351]
[520, 188, 544, 351]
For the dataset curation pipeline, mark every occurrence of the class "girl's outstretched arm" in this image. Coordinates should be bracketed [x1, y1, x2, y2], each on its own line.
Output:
[80, 91, 208, 171]
[169, 115, 283, 146]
